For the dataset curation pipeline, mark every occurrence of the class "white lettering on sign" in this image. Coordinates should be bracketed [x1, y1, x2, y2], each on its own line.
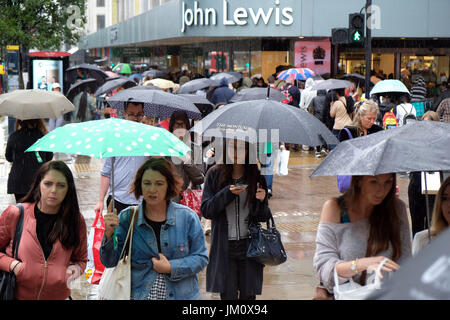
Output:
[181, 0, 294, 33]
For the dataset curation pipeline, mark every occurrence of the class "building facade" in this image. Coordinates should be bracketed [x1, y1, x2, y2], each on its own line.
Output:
[80, 0, 450, 83]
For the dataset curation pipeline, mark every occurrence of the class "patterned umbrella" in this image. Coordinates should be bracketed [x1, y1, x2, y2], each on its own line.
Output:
[277, 68, 316, 81]
[107, 89, 202, 120]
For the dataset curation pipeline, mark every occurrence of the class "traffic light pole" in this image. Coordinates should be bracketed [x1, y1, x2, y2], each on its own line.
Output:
[365, 0, 372, 98]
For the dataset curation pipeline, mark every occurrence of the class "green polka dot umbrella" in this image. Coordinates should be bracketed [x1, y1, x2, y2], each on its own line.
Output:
[26, 118, 190, 158]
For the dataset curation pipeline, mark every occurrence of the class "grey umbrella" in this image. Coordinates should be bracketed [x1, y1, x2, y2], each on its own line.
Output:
[190, 99, 338, 146]
[66, 78, 98, 102]
[127, 85, 162, 91]
[368, 227, 450, 300]
[177, 78, 219, 94]
[142, 69, 169, 79]
[230, 87, 286, 103]
[210, 72, 243, 84]
[94, 77, 137, 97]
[311, 78, 353, 91]
[107, 89, 202, 120]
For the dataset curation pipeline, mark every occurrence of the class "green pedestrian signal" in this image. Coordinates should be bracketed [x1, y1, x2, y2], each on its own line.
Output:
[349, 13, 365, 45]
[353, 30, 362, 42]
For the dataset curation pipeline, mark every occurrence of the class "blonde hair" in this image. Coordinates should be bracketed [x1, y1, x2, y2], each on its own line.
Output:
[430, 176, 450, 237]
[351, 99, 379, 132]
[422, 111, 440, 122]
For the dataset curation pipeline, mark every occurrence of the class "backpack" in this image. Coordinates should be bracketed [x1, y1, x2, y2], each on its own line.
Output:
[281, 84, 293, 104]
[344, 96, 355, 115]
[382, 108, 398, 129]
[399, 104, 417, 125]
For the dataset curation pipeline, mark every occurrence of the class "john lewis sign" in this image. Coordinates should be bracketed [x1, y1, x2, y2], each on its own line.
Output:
[181, 0, 294, 33]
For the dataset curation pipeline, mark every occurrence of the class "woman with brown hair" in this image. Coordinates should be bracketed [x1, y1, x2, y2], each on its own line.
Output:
[412, 176, 450, 255]
[201, 139, 272, 300]
[313, 173, 412, 297]
[5, 119, 53, 202]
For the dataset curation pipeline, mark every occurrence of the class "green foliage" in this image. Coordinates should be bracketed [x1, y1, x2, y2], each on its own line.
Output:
[0, 0, 87, 50]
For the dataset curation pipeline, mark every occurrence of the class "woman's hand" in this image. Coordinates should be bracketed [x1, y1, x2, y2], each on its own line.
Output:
[255, 183, 266, 202]
[152, 253, 172, 274]
[9, 260, 22, 276]
[103, 201, 119, 240]
[359, 256, 400, 278]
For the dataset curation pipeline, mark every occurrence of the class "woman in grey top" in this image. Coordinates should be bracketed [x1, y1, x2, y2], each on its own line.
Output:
[313, 173, 412, 296]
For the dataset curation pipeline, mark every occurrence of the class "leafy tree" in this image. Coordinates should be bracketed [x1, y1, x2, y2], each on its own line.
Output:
[0, 0, 87, 88]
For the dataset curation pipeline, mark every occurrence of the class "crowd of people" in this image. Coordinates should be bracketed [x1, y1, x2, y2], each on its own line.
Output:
[0, 63, 449, 301]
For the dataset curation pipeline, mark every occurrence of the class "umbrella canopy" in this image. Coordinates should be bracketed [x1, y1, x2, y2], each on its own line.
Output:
[94, 77, 137, 97]
[107, 89, 202, 120]
[142, 69, 169, 79]
[145, 78, 176, 90]
[66, 78, 98, 102]
[342, 73, 372, 86]
[127, 85, 162, 91]
[65, 64, 109, 85]
[311, 79, 353, 91]
[26, 118, 190, 158]
[310, 121, 450, 177]
[370, 79, 410, 96]
[277, 68, 316, 81]
[177, 78, 219, 94]
[230, 87, 286, 103]
[129, 73, 143, 80]
[177, 94, 214, 117]
[112, 63, 133, 75]
[210, 72, 243, 84]
[0, 90, 74, 120]
[368, 228, 450, 300]
[190, 99, 338, 146]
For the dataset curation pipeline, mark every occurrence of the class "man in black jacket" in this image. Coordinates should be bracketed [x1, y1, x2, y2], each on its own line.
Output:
[433, 81, 450, 111]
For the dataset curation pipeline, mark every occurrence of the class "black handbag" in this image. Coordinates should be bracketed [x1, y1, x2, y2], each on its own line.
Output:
[246, 215, 287, 266]
[0, 204, 24, 300]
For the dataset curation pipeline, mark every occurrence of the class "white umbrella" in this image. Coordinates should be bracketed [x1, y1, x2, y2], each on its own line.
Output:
[0, 89, 75, 120]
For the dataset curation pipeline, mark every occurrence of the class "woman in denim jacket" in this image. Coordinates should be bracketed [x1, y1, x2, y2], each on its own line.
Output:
[100, 158, 208, 300]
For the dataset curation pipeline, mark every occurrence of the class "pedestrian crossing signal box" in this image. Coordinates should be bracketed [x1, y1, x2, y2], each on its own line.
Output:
[349, 13, 365, 44]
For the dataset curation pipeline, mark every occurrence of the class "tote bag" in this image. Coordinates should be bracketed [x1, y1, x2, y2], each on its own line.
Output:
[275, 149, 290, 176]
[97, 207, 138, 300]
[333, 257, 388, 300]
[85, 210, 106, 285]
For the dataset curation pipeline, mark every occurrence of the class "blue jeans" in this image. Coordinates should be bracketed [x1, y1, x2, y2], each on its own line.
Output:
[259, 152, 276, 190]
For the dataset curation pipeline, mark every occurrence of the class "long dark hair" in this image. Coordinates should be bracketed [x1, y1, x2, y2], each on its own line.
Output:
[342, 174, 401, 262]
[213, 139, 261, 208]
[76, 91, 88, 122]
[21, 161, 82, 250]
[169, 110, 191, 132]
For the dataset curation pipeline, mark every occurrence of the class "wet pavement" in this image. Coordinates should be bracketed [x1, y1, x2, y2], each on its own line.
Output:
[0, 120, 411, 300]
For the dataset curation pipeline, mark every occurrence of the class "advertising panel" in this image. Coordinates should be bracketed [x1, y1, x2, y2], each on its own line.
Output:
[32, 59, 64, 92]
[294, 39, 331, 75]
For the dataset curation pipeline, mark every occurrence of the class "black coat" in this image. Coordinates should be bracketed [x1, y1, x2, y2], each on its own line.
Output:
[5, 127, 53, 194]
[201, 165, 272, 294]
[338, 124, 383, 142]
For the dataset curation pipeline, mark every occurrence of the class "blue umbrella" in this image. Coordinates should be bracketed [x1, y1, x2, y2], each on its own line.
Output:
[277, 68, 316, 81]
[129, 73, 143, 81]
[370, 80, 410, 96]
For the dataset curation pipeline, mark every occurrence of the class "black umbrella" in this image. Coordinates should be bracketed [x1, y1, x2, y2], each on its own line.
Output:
[190, 99, 338, 146]
[368, 228, 450, 300]
[107, 89, 202, 120]
[230, 87, 286, 103]
[177, 78, 219, 94]
[142, 69, 169, 79]
[177, 94, 214, 117]
[65, 64, 109, 85]
[66, 78, 98, 102]
[94, 77, 137, 97]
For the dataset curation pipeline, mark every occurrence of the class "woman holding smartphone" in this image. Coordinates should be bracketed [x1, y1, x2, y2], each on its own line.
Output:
[201, 138, 272, 300]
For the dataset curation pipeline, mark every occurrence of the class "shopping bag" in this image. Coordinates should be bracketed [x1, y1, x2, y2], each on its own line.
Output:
[333, 258, 388, 300]
[180, 189, 203, 218]
[84, 210, 105, 285]
[98, 207, 138, 300]
[275, 149, 290, 176]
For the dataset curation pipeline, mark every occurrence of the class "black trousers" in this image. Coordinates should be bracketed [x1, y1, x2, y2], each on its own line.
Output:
[408, 172, 436, 237]
[106, 195, 137, 215]
[220, 239, 256, 301]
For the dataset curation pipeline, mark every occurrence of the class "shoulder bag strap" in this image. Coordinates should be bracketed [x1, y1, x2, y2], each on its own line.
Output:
[119, 206, 138, 260]
[11, 204, 25, 259]
[343, 127, 353, 140]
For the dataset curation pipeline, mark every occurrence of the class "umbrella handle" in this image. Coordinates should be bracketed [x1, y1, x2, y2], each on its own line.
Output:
[267, 85, 270, 100]
[111, 157, 115, 214]
[423, 172, 432, 244]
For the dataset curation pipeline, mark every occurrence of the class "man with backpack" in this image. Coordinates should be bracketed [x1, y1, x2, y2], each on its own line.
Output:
[396, 95, 417, 126]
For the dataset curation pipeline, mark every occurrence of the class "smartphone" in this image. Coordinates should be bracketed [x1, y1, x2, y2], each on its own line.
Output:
[235, 183, 248, 189]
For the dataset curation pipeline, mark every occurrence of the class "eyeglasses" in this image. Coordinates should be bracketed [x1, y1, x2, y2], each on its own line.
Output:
[125, 112, 144, 120]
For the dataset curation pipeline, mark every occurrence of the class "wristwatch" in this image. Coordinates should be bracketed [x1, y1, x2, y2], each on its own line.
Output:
[350, 259, 358, 273]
